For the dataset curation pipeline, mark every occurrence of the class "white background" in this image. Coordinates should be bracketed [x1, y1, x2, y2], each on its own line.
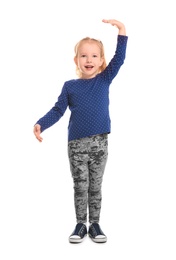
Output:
[0, 0, 176, 259]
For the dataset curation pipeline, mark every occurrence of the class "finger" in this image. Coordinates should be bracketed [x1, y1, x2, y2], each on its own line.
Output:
[34, 131, 42, 141]
[102, 19, 116, 26]
[36, 135, 43, 142]
[102, 19, 110, 23]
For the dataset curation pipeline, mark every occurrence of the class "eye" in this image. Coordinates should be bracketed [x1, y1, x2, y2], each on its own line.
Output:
[93, 55, 97, 58]
[81, 55, 86, 57]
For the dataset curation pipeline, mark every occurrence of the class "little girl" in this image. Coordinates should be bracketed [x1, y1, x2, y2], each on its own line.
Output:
[33, 19, 128, 243]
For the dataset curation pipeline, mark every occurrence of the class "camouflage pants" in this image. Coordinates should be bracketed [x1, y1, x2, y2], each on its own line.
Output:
[68, 134, 108, 223]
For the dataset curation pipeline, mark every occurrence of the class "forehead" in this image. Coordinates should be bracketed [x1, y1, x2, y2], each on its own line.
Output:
[78, 41, 101, 53]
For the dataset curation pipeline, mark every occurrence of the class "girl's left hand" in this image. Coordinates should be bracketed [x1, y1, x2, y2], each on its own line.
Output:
[102, 19, 126, 35]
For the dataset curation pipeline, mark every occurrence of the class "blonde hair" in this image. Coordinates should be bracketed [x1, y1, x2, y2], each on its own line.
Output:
[74, 37, 107, 78]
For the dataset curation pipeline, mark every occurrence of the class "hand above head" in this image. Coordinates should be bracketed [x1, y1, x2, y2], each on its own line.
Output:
[102, 19, 126, 35]
[33, 124, 43, 142]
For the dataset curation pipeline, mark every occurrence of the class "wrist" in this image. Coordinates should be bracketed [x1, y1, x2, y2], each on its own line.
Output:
[118, 25, 126, 36]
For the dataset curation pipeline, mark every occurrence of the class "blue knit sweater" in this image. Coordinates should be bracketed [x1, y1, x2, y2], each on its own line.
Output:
[36, 35, 128, 141]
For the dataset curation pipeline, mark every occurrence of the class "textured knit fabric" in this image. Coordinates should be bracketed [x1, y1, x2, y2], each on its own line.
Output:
[36, 35, 128, 141]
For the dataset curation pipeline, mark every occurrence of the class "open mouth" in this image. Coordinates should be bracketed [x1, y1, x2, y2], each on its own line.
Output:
[85, 65, 94, 69]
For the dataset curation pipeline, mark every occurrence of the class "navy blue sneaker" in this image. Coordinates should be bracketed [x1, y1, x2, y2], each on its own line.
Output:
[69, 223, 87, 243]
[88, 223, 107, 243]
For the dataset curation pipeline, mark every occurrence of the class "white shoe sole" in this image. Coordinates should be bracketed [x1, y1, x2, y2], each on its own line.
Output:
[69, 235, 87, 243]
[89, 235, 107, 243]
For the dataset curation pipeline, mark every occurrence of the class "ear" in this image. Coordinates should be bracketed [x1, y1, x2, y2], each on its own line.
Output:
[74, 57, 78, 65]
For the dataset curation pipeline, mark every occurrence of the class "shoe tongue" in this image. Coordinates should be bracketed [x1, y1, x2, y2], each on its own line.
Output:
[92, 223, 102, 235]
[75, 223, 85, 233]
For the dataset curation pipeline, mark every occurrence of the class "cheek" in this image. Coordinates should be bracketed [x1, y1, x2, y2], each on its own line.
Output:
[99, 59, 103, 66]
[76, 59, 82, 67]
[77, 61, 82, 68]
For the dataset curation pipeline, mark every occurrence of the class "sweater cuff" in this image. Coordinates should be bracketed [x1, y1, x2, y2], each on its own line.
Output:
[117, 35, 128, 46]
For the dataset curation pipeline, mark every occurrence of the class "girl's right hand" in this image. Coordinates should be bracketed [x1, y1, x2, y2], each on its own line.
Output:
[33, 124, 43, 142]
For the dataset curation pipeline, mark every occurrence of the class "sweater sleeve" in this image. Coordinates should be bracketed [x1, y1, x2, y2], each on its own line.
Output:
[101, 35, 128, 83]
[35, 84, 69, 133]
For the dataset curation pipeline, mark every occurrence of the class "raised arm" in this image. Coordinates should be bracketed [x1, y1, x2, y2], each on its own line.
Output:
[102, 19, 126, 36]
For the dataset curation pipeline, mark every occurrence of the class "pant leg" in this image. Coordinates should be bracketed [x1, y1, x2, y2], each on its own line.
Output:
[88, 134, 108, 223]
[68, 139, 89, 223]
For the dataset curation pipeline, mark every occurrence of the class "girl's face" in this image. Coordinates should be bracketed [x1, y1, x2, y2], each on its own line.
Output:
[74, 42, 104, 79]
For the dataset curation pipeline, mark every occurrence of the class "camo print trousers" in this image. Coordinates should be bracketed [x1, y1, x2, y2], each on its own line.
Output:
[68, 134, 108, 223]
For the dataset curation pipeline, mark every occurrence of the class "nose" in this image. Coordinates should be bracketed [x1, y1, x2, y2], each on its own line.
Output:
[87, 56, 92, 63]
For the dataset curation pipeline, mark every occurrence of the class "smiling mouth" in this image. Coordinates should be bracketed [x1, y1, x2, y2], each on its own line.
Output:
[85, 65, 94, 69]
